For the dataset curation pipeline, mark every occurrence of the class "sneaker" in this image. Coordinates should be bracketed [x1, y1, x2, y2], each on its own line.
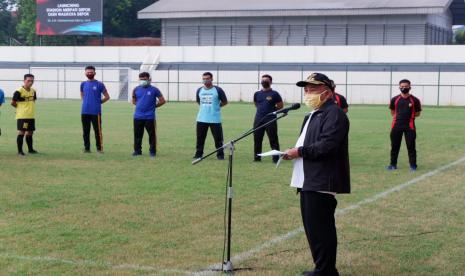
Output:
[387, 165, 397, 170]
[83, 149, 91, 153]
[410, 165, 417, 172]
[193, 154, 202, 159]
[150, 151, 156, 158]
[18, 151, 25, 156]
[28, 150, 38, 154]
[97, 150, 104, 154]
[217, 156, 225, 160]
[132, 151, 142, 156]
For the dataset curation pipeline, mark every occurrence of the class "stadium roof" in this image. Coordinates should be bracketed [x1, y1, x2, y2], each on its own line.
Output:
[139, 0, 464, 19]
[451, 0, 465, 24]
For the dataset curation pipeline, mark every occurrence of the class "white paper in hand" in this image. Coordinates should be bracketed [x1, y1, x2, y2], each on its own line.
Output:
[258, 150, 285, 168]
[257, 150, 285, 157]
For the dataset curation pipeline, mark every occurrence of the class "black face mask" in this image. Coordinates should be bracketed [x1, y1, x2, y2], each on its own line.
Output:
[400, 87, 411, 94]
[86, 74, 95, 80]
[261, 81, 271, 89]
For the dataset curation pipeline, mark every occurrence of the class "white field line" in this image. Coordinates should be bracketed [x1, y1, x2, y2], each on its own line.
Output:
[195, 155, 465, 275]
[2, 156, 465, 275]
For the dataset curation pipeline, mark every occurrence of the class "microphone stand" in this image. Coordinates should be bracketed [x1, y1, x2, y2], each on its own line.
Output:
[192, 111, 291, 273]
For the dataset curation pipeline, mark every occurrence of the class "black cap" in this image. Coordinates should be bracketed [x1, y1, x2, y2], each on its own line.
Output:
[296, 73, 334, 91]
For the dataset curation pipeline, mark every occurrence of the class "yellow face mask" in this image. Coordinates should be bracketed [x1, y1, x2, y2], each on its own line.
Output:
[304, 90, 328, 110]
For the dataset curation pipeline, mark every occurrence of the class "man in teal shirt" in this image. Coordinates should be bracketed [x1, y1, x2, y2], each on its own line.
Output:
[194, 72, 228, 160]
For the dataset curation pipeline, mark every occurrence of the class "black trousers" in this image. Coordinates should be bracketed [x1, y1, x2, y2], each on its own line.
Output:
[134, 119, 157, 154]
[82, 114, 103, 151]
[253, 118, 280, 161]
[300, 191, 339, 276]
[390, 127, 417, 166]
[195, 122, 224, 158]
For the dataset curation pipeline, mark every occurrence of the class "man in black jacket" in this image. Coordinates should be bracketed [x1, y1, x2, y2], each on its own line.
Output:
[283, 73, 350, 276]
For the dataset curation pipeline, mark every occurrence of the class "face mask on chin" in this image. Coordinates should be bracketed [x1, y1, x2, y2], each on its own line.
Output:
[304, 90, 328, 110]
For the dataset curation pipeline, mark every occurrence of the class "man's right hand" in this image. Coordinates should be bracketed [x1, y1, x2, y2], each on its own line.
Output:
[283, 148, 300, 160]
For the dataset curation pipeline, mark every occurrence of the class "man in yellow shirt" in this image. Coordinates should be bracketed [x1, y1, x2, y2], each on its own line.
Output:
[11, 74, 38, 156]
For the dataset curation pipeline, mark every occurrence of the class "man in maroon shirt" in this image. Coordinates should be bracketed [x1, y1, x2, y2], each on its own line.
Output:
[388, 79, 422, 171]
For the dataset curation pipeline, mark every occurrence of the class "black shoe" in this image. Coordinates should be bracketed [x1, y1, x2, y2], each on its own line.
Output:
[28, 150, 38, 154]
[18, 151, 25, 156]
[150, 151, 156, 158]
[217, 156, 225, 160]
[193, 154, 202, 159]
[254, 158, 261, 162]
[132, 151, 142, 156]
[302, 271, 314, 276]
[83, 149, 91, 153]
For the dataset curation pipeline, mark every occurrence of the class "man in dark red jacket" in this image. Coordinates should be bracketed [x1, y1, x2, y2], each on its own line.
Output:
[388, 79, 422, 171]
[330, 80, 349, 113]
[283, 73, 350, 276]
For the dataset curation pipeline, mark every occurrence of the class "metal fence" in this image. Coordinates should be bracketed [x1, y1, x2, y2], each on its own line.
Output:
[1, 62, 465, 106]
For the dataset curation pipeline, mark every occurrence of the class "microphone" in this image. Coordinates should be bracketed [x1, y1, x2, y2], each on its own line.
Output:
[269, 103, 301, 115]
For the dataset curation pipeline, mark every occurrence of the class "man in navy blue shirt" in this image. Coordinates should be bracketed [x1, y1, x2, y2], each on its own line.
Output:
[132, 72, 166, 157]
[253, 74, 283, 163]
[0, 87, 4, 136]
[80, 66, 110, 153]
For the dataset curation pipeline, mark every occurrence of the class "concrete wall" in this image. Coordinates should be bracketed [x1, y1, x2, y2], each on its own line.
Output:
[0, 67, 125, 100]
[1, 46, 465, 105]
[2, 45, 465, 64]
[145, 69, 465, 106]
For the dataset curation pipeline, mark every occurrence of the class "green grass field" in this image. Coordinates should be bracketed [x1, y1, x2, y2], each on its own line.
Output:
[0, 101, 464, 275]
